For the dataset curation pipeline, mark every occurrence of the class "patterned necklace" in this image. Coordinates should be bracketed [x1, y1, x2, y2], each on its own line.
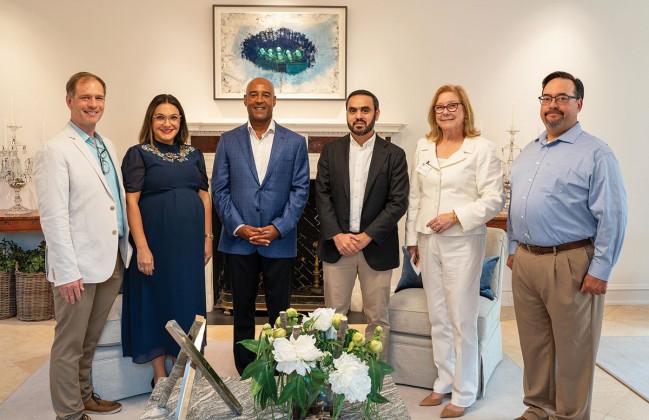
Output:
[142, 143, 194, 163]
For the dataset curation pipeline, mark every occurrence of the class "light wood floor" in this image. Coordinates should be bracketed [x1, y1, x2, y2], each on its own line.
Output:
[1, 305, 648, 419]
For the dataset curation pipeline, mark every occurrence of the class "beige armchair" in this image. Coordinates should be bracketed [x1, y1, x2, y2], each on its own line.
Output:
[387, 227, 507, 397]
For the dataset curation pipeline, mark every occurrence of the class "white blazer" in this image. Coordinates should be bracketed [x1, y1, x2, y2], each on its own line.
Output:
[34, 124, 132, 286]
[405, 136, 505, 246]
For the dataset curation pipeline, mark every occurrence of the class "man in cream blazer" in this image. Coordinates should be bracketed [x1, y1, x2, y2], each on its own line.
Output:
[35, 72, 131, 420]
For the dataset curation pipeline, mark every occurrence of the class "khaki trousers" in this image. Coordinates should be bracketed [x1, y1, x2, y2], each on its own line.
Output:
[50, 256, 123, 420]
[513, 244, 603, 420]
[323, 251, 392, 351]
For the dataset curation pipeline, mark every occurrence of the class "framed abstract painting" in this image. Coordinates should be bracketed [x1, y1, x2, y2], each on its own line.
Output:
[213, 5, 347, 100]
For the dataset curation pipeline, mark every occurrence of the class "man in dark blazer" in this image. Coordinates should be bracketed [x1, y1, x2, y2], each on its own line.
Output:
[212, 77, 309, 374]
[316, 90, 409, 349]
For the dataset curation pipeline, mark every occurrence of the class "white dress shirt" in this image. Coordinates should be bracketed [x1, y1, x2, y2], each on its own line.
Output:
[349, 133, 376, 232]
[248, 120, 276, 183]
[233, 120, 276, 236]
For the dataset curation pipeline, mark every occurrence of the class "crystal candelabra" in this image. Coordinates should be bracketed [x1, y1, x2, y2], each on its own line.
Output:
[501, 125, 522, 211]
[1, 123, 34, 215]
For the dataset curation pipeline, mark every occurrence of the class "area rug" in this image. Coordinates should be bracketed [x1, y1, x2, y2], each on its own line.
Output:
[0, 340, 525, 420]
[597, 336, 649, 403]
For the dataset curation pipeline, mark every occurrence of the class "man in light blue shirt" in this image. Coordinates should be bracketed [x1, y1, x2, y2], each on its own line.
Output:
[507, 71, 627, 420]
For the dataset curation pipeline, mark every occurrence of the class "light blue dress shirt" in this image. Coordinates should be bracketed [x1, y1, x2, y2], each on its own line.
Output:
[507, 122, 627, 281]
[69, 121, 126, 237]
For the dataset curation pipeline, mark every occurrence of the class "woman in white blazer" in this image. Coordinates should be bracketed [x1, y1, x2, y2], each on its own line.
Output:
[406, 85, 505, 418]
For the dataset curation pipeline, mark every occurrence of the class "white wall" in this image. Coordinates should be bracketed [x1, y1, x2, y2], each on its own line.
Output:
[1, 0, 647, 303]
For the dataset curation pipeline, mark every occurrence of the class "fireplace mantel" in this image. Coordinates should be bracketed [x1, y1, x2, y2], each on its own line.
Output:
[190, 120, 407, 181]
[188, 120, 407, 140]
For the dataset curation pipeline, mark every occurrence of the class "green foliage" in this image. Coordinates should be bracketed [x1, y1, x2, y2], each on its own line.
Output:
[16, 241, 46, 273]
[0, 239, 46, 273]
[0, 239, 20, 272]
[239, 338, 261, 355]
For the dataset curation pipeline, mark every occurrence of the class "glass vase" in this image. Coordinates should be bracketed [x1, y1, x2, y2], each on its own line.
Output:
[291, 386, 334, 419]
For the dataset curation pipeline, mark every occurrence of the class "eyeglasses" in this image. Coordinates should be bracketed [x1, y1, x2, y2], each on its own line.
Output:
[153, 114, 182, 124]
[95, 140, 110, 175]
[434, 103, 462, 114]
[538, 95, 579, 105]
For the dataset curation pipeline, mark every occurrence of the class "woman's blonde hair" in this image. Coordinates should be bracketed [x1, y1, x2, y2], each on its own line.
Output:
[425, 84, 480, 142]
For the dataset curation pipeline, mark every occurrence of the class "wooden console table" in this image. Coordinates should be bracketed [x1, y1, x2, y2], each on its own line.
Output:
[486, 211, 508, 231]
[0, 210, 42, 232]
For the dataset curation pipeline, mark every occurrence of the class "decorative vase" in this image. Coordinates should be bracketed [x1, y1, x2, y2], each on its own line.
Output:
[291, 386, 335, 419]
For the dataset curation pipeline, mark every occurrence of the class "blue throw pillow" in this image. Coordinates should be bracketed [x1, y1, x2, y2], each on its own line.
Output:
[394, 246, 423, 293]
[394, 248, 499, 300]
[480, 256, 499, 301]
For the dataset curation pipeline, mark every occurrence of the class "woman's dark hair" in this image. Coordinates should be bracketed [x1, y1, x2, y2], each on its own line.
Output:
[138, 94, 189, 145]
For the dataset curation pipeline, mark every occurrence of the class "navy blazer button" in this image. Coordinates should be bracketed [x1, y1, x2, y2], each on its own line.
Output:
[256, 208, 260, 212]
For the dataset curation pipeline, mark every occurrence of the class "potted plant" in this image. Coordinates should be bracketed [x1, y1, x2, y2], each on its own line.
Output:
[16, 240, 46, 273]
[15, 241, 53, 321]
[0, 239, 20, 319]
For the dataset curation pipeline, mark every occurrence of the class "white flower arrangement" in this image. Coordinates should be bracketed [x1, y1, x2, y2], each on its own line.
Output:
[240, 307, 393, 419]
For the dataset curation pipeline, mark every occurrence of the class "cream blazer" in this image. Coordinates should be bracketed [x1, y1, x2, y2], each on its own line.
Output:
[405, 136, 505, 246]
[34, 124, 132, 286]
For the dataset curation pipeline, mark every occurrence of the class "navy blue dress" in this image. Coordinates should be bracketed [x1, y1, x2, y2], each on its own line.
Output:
[121, 140, 208, 364]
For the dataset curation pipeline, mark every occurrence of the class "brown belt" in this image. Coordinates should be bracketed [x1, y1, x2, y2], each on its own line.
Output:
[520, 239, 592, 255]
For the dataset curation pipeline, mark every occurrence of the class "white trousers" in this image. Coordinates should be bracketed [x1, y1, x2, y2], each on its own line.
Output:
[418, 233, 485, 407]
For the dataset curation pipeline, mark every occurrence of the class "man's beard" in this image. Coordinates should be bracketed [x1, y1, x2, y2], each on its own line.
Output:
[544, 111, 564, 129]
[348, 116, 376, 137]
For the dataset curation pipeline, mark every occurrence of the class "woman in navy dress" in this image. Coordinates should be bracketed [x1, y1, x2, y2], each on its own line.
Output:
[121, 94, 212, 385]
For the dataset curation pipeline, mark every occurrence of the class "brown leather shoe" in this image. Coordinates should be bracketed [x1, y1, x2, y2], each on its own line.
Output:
[83, 393, 122, 415]
[440, 403, 466, 418]
[419, 392, 445, 406]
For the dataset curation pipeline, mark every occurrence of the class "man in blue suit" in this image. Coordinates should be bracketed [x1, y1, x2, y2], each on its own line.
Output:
[212, 77, 309, 374]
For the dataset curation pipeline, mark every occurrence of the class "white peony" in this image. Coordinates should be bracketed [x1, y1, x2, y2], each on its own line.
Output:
[304, 307, 336, 335]
[272, 334, 325, 376]
[328, 352, 372, 403]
